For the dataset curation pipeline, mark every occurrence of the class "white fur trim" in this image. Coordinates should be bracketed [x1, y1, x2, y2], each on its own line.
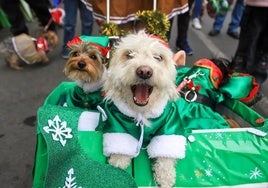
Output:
[78, 111, 100, 131]
[103, 133, 138, 157]
[147, 135, 186, 159]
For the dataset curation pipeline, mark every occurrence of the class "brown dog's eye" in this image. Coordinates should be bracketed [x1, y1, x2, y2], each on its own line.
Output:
[90, 55, 97, 60]
[154, 55, 163, 61]
[71, 51, 79, 57]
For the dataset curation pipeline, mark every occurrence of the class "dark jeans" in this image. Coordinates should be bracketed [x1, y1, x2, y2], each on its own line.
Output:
[0, 0, 55, 35]
[62, 0, 93, 51]
[233, 5, 268, 83]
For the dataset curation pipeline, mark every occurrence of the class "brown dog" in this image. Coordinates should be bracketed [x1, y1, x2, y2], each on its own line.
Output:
[63, 39, 108, 93]
[0, 30, 58, 70]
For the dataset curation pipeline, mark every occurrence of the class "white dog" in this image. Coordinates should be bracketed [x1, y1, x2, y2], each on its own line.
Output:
[102, 31, 187, 187]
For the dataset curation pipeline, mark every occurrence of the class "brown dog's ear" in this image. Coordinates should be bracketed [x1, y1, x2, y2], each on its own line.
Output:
[173, 50, 186, 66]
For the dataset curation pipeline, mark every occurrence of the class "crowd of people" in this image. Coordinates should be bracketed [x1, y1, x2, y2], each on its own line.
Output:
[0, 0, 267, 85]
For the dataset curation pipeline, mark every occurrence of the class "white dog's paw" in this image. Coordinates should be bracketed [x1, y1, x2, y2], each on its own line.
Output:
[153, 157, 177, 188]
[108, 154, 132, 169]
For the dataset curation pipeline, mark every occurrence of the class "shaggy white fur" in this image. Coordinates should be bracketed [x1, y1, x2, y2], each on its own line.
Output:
[104, 31, 178, 123]
[103, 31, 187, 188]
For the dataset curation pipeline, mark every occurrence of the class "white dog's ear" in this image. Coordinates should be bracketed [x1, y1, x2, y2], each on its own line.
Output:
[173, 50, 186, 66]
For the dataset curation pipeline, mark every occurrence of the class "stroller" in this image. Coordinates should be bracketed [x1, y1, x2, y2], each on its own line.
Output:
[32, 1, 268, 187]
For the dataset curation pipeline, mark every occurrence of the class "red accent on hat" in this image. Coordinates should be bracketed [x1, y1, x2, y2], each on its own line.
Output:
[147, 34, 169, 48]
[67, 36, 82, 48]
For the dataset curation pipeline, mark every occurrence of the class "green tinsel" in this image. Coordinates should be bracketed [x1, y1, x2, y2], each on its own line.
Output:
[101, 22, 128, 37]
[101, 10, 170, 41]
[136, 10, 170, 41]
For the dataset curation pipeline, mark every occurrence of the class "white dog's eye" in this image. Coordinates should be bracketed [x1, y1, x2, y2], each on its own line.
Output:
[153, 55, 163, 61]
[126, 51, 135, 59]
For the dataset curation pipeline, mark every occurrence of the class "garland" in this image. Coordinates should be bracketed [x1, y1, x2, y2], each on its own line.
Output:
[101, 10, 170, 41]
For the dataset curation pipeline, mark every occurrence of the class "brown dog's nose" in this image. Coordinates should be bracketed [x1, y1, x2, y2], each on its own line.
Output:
[77, 61, 86, 69]
[136, 65, 153, 79]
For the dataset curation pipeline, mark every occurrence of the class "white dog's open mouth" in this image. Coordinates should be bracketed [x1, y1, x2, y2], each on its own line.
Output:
[131, 84, 153, 106]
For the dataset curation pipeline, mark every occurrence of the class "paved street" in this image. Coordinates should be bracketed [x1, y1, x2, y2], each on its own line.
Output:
[0, 7, 267, 188]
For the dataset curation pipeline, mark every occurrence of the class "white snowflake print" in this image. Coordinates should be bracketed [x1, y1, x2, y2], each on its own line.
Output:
[249, 167, 262, 179]
[60, 168, 82, 188]
[43, 115, 73, 146]
[205, 168, 213, 177]
[215, 132, 223, 139]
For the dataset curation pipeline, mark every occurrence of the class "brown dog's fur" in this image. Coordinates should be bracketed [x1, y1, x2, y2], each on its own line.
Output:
[63, 42, 107, 93]
[0, 30, 58, 70]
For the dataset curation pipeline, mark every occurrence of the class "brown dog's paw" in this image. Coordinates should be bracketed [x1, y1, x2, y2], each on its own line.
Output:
[6, 54, 22, 70]
[153, 157, 177, 188]
[43, 57, 50, 63]
[9, 63, 23, 70]
[108, 154, 132, 169]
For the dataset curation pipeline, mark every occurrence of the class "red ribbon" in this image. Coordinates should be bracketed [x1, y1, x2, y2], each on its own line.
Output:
[36, 37, 49, 52]
[67, 36, 110, 57]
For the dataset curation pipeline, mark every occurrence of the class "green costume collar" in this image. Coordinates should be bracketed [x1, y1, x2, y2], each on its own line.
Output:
[71, 86, 104, 109]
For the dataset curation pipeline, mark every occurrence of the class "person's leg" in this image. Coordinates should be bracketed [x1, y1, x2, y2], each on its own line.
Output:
[233, 6, 264, 75]
[192, 0, 203, 18]
[192, 0, 203, 29]
[213, 14, 226, 31]
[208, 0, 235, 36]
[26, 0, 56, 31]
[252, 8, 268, 83]
[176, 10, 193, 55]
[176, 0, 194, 55]
[62, 0, 78, 58]
[0, 0, 28, 35]
[227, 0, 245, 33]
[208, 14, 226, 36]
[79, 0, 93, 35]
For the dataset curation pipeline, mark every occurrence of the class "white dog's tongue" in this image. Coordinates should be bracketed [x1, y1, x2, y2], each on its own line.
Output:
[134, 84, 150, 106]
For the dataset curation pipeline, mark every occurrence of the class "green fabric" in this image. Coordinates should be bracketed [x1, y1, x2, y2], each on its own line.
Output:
[33, 104, 137, 188]
[176, 66, 224, 102]
[103, 101, 184, 146]
[33, 82, 268, 187]
[175, 66, 258, 131]
[220, 73, 253, 99]
[64, 85, 104, 109]
[79, 35, 109, 47]
[176, 98, 230, 131]
[176, 67, 254, 102]
[20, 0, 34, 22]
[0, 8, 11, 28]
[44, 81, 104, 109]
[223, 98, 266, 128]
[175, 67, 230, 130]
[33, 103, 268, 187]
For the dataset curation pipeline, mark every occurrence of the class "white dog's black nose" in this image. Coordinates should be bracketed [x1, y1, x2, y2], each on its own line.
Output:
[136, 65, 153, 79]
[78, 61, 86, 69]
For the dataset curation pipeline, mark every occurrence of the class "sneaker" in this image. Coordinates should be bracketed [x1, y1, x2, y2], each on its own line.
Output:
[177, 40, 193, 56]
[208, 29, 220, 36]
[227, 30, 239, 39]
[61, 48, 69, 59]
[192, 18, 202, 30]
